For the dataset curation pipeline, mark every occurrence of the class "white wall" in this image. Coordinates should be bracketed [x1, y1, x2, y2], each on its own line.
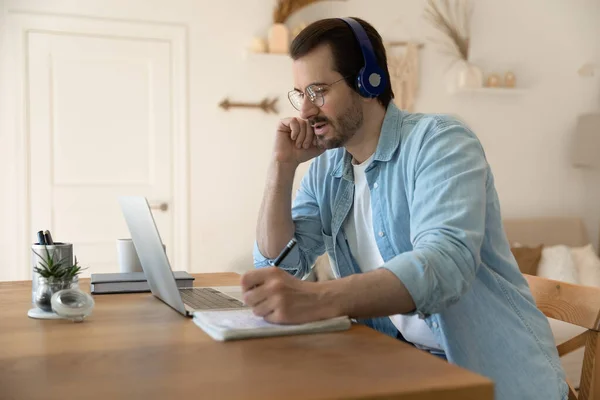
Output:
[1, 0, 599, 280]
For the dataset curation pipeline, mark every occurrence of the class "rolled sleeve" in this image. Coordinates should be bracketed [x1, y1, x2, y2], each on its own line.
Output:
[382, 118, 487, 315]
[252, 159, 326, 278]
[253, 240, 302, 275]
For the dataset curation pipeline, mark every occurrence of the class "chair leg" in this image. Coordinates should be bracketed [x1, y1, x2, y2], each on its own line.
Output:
[581, 331, 599, 400]
[592, 331, 600, 400]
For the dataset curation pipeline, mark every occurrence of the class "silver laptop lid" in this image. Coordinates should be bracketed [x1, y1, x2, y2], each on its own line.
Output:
[118, 196, 187, 315]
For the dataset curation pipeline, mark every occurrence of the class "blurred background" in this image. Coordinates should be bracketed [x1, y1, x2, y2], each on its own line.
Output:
[0, 0, 599, 281]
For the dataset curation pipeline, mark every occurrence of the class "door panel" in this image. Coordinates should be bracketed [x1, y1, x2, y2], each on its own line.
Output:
[28, 31, 173, 276]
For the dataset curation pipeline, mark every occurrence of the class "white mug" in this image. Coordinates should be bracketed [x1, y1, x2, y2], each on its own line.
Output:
[116, 239, 143, 273]
[116, 239, 167, 273]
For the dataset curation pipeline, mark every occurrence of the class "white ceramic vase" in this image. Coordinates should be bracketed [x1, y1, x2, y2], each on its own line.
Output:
[457, 61, 484, 89]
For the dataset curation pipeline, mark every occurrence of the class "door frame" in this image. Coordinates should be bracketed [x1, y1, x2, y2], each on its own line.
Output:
[6, 10, 190, 278]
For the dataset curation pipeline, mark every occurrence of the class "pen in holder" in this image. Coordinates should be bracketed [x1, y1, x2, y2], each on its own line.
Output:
[31, 242, 73, 306]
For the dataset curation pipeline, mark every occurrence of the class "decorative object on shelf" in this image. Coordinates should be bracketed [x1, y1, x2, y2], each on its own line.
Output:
[273, 0, 346, 24]
[250, 37, 268, 54]
[267, 23, 290, 54]
[219, 97, 279, 114]
[457, 63, 483, 89]
[386, 42, 421, 112]
[486, 73, 501, 88]
[504, 71, 516, 87]
[423, 0, 482, 90]
[266, 0, 347, 54]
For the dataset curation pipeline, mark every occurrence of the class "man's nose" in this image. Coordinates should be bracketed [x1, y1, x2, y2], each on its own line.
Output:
[299, 96, 318, 121]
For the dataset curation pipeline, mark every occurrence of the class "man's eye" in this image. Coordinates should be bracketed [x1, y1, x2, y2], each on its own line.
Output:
[313, 86, 326, 93]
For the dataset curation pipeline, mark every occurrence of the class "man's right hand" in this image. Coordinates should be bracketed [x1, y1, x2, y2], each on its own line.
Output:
[273, 117, 325, 167]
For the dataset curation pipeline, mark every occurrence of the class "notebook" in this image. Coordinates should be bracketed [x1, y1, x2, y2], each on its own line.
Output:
[192, 309, 352, 341]
[90, 271, 194, 294]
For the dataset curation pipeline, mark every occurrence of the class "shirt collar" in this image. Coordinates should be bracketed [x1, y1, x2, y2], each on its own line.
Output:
[331, 102, 403, 179]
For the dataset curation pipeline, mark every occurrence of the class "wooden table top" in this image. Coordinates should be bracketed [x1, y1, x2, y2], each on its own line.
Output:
[0, 273, 493, 400]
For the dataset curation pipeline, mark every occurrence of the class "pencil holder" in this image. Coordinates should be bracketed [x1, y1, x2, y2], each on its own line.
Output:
[31, 243, 73, 305]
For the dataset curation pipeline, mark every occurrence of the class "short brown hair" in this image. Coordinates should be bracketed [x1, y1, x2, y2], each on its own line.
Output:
[290, 17, 394, 108]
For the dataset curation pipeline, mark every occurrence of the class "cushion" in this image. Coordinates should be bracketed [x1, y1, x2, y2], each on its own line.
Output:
[510, 245, 543, 275]
[571, 244, 600, 288]
[537, 245, 579, 284]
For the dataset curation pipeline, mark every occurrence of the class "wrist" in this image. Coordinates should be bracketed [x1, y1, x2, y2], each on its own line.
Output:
[314, 279, 348, 319]
[271, 159, 299, 175]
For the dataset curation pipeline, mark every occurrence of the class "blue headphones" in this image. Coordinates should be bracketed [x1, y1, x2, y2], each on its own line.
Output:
[339, 17, 387, 98]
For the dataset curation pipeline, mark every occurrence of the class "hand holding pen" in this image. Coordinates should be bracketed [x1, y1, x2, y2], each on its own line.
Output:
[241, 238, 334, 324]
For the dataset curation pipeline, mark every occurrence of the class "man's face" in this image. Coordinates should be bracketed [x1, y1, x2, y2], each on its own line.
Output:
[291, 44, 363, 150]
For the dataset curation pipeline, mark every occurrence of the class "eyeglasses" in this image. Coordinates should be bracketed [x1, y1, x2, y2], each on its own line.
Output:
[287, 77, 348, 111]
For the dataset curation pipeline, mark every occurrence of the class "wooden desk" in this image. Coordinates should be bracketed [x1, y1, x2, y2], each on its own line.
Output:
[0, 273, 493, 399]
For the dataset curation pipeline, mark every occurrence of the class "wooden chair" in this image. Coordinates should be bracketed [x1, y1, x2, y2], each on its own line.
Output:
[524, 274, 600, 400]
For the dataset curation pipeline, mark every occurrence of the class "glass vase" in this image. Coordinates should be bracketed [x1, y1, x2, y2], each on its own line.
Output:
[34, 276, 78, 312]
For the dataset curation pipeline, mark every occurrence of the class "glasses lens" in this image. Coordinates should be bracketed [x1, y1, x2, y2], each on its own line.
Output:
[288, 91, 303, 110]
[306, 87, 324, 107]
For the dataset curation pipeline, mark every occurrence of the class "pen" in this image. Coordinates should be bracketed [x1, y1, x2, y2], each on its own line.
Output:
[44, 230, 54, 245]
[271, 238, 297, 267]
[37, 231, 47, 246]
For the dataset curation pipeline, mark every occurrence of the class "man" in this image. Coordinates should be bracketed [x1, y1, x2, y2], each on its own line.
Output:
[243, 17, 567, 400]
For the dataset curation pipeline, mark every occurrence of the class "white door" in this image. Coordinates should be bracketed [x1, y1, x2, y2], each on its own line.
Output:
[27, 31, 174, 276]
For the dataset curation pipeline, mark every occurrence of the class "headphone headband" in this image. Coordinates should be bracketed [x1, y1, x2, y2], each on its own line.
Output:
[339, 17, 386, 98]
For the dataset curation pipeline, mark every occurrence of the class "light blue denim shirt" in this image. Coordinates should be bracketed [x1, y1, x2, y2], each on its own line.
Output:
[253, 103, 567, 400]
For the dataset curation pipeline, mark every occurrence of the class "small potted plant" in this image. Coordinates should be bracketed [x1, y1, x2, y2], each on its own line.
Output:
[32, 247, 85, 312]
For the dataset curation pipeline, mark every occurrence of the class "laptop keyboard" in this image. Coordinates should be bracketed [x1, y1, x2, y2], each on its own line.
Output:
[179, 287, 246, 310]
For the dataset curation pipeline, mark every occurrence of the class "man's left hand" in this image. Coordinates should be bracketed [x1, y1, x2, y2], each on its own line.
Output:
[240, 267, 336, 324]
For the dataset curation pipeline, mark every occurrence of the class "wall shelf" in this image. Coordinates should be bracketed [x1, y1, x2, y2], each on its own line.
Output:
[455, 87, 527, 95]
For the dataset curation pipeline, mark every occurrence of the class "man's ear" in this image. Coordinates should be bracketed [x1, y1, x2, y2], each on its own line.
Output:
[360, 96, 378, 104]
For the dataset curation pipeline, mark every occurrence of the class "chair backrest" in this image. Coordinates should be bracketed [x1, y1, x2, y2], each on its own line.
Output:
[503, 217, 589, 248]
[524, 274, 600, 400]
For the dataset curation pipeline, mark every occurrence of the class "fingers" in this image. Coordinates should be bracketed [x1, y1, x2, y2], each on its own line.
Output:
[251, 295, 276, 318]
[303, 123, 314, 149]
[296, 119, 307, 148]
[240, 268, 270, 292]
[279, 117, 318, 150]
[289, 118, 300, 141]
[278, 117, 294, 132]
[290, 118, 305, 148]
[240, 267, 279, 292]
[242, 282, 269, 307]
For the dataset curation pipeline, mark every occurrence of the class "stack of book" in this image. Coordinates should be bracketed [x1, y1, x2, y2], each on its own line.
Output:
[90, 271, 194, 294]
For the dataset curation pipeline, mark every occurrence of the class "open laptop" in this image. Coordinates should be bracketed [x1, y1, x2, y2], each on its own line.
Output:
[118, 196, 246, 317]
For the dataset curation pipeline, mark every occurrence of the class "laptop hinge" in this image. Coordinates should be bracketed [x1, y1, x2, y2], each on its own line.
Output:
[184, 303, 195, 317]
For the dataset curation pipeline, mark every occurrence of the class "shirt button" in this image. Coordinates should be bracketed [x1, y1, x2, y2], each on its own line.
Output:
[373, 182, 378, 189]
[378, 231, 385, 237]
[432, 322, 439, 329]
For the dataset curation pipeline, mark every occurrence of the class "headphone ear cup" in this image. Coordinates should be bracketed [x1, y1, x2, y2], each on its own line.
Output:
[360, 65, 386, 98]
[355, 67, 369, 97]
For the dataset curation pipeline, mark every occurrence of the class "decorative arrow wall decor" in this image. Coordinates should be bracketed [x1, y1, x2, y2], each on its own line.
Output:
[218, 97, 278, 114]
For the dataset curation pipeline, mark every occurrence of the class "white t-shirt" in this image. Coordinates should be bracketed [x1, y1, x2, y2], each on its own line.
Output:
[342, 154, 443, 351]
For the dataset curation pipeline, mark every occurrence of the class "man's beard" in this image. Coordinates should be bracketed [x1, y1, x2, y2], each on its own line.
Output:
[310, 98, 363, 150]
